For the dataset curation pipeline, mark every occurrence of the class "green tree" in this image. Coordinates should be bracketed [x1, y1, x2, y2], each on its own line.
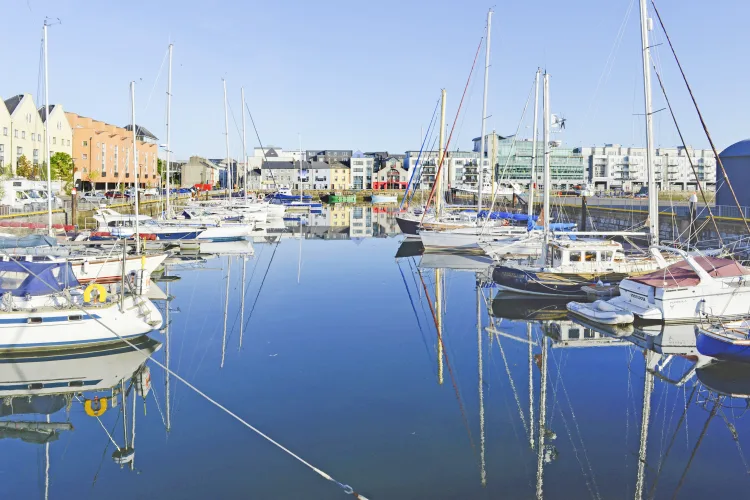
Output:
[50, 152, 74, 193]
[16, 155, 32, 178]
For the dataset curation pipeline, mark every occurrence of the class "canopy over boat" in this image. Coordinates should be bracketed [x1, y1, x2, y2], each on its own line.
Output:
[0, 261, 79, 296]
[0, 234, 58, 249]
[631, 256, 750, 289]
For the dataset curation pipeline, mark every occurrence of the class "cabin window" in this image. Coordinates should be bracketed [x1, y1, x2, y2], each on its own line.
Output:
[602, 251, 613, 262]
[68, 380, 84, 387]
[68, 315, 82, 321]
[569, 251, 582, 262]
[28, 317, 43, 324]
[568, 328, 580, 339]
[28, 383, 44, 390]
[584, 252, 595, 262]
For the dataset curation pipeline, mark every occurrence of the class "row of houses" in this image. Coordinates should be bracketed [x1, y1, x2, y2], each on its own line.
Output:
[1, 92, 160, 190]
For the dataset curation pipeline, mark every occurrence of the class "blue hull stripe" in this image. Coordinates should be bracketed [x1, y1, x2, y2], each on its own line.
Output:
[0, 314, 100, 325]
[0, 333, 143, 349]
[0, 379, 102, 391]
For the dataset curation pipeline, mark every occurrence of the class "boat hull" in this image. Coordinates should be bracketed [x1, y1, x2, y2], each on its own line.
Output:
[696, 327, 750, 363]
[371, 195, 397, 204]
[492, 266, 630, 298]
[0, 296, 162, 351]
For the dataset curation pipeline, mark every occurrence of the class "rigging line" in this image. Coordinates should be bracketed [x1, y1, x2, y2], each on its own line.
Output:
[242, 235, 282, 333]
[151, 385, 167, 428]
[650, 64, 723, 247]
[244, 101, 279, 188]
[142, 47, 170, 115]
[400, 98, 440, 209]
[548, 344, 602, 500]
[493, 331, 529, 436]
[91, 403, 124, 489]
[421, 36, 484, 223]
[650, 0, 750, 237]
[717, 406, 750, 473]
[397, 259, 432, 366]
[481, 76, 535, 235]
[670, 397, 721, 500]
[407, 135, 439, 207]
[226, 244, 267, 346]
[7, 259, 370, 500]
[416, 267, 478, 457]
[647, 384, 698, 500]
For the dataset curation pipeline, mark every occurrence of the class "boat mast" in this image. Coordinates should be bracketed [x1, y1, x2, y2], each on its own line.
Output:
[43, 21, 53, 236]
[221, 257, 231, 368]
[165, 278, 171, 432]
[541, 73, 551, 265]
[639, 0, 658, 245]
[436, 89, 446, 214]
[298, 134, 303, 202]
[241, 86, 247, 204]
[528, 69, 541, 224]
[165, 44, 173, 218]
[535, 333, 548, 499]
[634, 350, 656, 500]
[222, 79, 231, 202]
[130, 81, 141, 253]
[435, 266, 443, 385]
[477, 280, 486, 486]
[477, 9, 492, 214]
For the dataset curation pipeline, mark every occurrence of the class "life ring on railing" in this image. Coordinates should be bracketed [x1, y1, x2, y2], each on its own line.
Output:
[84, 396, 108, 417]
[83, 283, 107, 303]
[501, 219, 510, 226]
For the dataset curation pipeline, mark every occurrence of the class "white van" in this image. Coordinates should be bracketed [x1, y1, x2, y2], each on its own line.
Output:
[0, 179, 62, 212]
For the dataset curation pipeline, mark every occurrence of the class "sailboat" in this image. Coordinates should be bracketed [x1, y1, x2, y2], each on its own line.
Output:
[492, 7, 684, 298]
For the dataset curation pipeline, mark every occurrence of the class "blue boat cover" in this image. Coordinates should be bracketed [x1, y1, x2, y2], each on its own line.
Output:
[0, 261, 79, 296]
[477, 210, 538, 222]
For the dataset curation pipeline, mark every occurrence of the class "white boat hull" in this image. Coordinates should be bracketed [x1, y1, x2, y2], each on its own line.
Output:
[0, 295, 162, 351]
[70, 253, 167, 290]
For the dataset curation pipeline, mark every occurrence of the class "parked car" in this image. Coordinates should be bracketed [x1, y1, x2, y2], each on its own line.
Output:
[80, 192, 108, 205]
[105, 190, 127, 199]
[143, 187, 159, 197]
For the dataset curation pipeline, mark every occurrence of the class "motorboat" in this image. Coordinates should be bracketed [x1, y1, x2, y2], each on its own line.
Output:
[591, 250, 750, 324]
[695, 320, 750, 363]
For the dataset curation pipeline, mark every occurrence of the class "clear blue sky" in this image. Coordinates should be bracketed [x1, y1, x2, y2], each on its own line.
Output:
[2, 0, 748, 159]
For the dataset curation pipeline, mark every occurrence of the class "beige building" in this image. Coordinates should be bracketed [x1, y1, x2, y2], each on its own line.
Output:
[3, 93, 46, 174]
[39, 104, 73, 158]
[330, 162, 350, 190]
[181, 156, 223, 187]
[0, 96, 10, 171]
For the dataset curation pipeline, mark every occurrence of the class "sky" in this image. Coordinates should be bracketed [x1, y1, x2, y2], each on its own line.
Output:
[2, 0, 748, 160]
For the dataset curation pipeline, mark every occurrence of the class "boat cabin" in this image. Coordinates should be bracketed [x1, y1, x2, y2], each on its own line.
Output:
[546, 239, 625, 269]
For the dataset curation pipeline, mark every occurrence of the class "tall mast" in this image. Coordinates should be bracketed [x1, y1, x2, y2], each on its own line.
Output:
[221, 257, 231, 368]
[222, 79, 231, 201]
[634, 351, 656, 500]
[477, 10, 492, 213]
[131, 81, 141, 253]
[436, 89, 446, 214]
[541, 73, 551, 265]
[477, 281, 486, 486]
[43, 21, 53, 236]
[535, 334, 549, 499]
[241, 86, 248, 204]
[165, 279, 171, 432]
[528, 69, 541, 224]
[435, 267, 443, 385]
[165, 44, 173, 218]
[298, 134, 303, 202]
[639, 0, 658, 245]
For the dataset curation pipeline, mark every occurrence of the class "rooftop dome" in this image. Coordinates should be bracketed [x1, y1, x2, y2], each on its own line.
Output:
[719, 139, 750, 158]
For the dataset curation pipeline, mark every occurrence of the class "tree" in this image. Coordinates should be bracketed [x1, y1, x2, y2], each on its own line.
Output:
[87, 169, 100, 186]
[16, 155, 32, 178]
[50, 152, 74, 193]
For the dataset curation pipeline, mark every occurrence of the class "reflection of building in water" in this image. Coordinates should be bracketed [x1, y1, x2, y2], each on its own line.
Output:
[350, 206, 373, 238]
[372, 207, 400, 237]
[328, 204, 350, 228]
[547, 320, 626, 348]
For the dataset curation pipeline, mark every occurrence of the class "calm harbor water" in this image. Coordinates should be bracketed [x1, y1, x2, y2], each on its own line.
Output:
[2, 206, 750, 499]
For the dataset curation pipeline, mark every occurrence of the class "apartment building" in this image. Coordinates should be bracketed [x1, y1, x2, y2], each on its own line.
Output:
[581, 144, 716, 192]
[3, 94, 47, 173]
[39, 104, 73, 159]
[350, 152, 373, 190]
[67, 113, 159, 190]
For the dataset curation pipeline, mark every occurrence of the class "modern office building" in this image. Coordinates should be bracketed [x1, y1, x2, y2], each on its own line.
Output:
[350, 151, 374, 190]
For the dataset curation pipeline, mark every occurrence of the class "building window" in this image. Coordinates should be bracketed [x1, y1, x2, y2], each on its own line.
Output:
[26, 113, 31, 123]
[82, 153, 88, 160]
[14, 130, 18, 138]
[2, 127, 6, 136]
[52, 137, 56, 145]
[67, 139, 70, 146]
[21, 131, 25, 139]
[57, 121, 62, 131]
[17, 146, 22, 156]
[37, 133, 41, 141]
[33, 149, 39, 165]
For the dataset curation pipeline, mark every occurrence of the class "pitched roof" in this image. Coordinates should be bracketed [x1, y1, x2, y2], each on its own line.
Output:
[4, 95, 24, 115]
[37, 104, 57, 122]
[124, 124, 158, 141]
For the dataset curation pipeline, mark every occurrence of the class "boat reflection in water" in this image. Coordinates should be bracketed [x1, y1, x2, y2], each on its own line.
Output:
[0, 334, 162, 491]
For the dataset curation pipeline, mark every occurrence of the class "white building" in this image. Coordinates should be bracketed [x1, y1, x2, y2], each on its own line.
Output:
[3, 94, 46, 174]
[581, 144, 717, 192]
[350, 152, 373, 190]
[403, 150, 479, 190]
